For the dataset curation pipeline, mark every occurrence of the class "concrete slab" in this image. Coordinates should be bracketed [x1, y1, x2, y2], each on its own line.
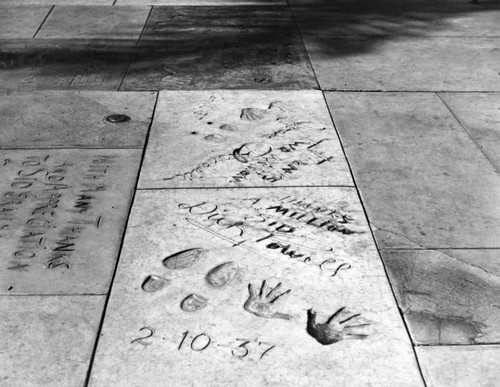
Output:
[416, 345, 500, 387]
[382, 249, 500, 344]
[0, 295, 104, 386]
[117, 0, 285, 5]
[292, 2, 500, 37]
[439, 93, 500, 171]
[325, 92, 500, 248]
[89, 188, 423, 386]
[0, 6, 51, 39]
[0, 149, 141, 295]
[36, 6, 151, 40]
[0, 0, 111, 4]
[139, 90, 352, 188]
[121, 7, 316, 90]
[0, 91, 156, 149]
[0, 39, 135, 91]
[305, 35, 500, 91]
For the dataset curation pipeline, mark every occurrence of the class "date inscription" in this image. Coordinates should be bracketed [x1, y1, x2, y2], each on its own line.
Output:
[131, 327, 277, 361]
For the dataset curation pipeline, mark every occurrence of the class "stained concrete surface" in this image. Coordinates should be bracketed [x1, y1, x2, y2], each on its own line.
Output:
[1, 1, 499, 386]
[35, 6, 151, 40]
[381, 249, 500, 344]
[0, 39, 136, 91]
[0, 91, 156, 148]
[325, 92, 500, 249]
[439, 93, 500, 171]
[121, 7, 317, 90]
[0, 296, 105, 386]
[291, 1, 500, 37]
[0, 7, 52, 39]
[305, 35, 500, 91]
[416, 345, 500, 387]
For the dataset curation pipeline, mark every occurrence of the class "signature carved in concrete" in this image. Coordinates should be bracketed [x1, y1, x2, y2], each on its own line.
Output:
[244, 280, 292, 320]
[307, 307, 371, 345]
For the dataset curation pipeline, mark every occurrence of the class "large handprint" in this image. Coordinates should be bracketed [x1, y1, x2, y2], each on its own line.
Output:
[307, 307, 371, 345]
[244, 280, 293, 320]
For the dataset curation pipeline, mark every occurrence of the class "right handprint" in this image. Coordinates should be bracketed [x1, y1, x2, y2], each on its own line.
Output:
[306, 307, 371, 345]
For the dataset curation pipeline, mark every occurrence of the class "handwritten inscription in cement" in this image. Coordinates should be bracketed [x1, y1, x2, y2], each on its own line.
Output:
[0, 149, 140, 294]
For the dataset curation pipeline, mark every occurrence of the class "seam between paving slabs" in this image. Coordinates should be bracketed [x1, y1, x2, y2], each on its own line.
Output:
[381, 247, 500, 251]
[116, 5, 153, 91]
[83, 91, 160, 387]
[137, 184, 356, 190]
[0, 293, 107, 297]
[32, 5, 54, 39]
[321, 89, 500, 93]
[298, 33, 500, 39]
[0, 146, 145, 150]
[286, 0, 321, 91]
[417, 342, 500, 347]
[321, 90, 428, 386]
[437, 92, 500, 175]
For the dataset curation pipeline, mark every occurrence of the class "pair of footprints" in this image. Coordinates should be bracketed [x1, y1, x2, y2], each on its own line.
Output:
[141, 248, 240, 311]
[142, 248, 371, 346]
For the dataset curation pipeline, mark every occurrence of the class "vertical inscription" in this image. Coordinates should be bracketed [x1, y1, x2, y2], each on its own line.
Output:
[1, 153, 116, 273]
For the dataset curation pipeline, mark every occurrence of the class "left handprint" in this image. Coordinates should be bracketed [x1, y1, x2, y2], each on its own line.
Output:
[244, 280, 293, 320]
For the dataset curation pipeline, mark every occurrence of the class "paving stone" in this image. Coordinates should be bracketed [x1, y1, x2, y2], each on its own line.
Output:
[139, 90, 352, 188]
[121, 7, 316, 90]
[416, 345, 500, 387]
[0, 149, 141, 295]
[0, 39, 135, 91]
[381, 249, 500, 345]
[292, 1, 500, 37]
[325, 92, 500, 248]
[0, 295, 104, 386]
[89, 188, 423, 386]
[305, 35, 500, 91]
[36, 6, 151, 40]
[439, 93, 500, 171]
[0, 91, 156, 149]
[0, 6, 51, 39]
[0, 0, 111, 4]
[117, 0, 285, 5]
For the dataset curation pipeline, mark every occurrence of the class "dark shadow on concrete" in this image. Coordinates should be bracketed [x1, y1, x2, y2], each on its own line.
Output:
[0, 2, 499, 90]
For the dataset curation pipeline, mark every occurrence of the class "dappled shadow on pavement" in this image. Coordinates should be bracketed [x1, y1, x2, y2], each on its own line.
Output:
[0, 1, 499, 91]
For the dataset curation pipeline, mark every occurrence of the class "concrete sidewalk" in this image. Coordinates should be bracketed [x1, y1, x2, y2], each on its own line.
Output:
[1, 1, 499, 386]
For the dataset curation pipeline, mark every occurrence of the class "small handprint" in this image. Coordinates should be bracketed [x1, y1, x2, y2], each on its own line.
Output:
[244, 280, 293, 320]
[307, 307, 371, 345]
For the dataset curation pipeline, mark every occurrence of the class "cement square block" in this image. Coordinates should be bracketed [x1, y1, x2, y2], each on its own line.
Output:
[292, 1, 500, 37]
[0, 39, 136, 91]
[117, 0, 285, 5]
[382, 249, 500, 344]
[0, 91, 156, 148]
[305, 35, 500, 91]
[121, 7, 316, 90]
[0, 6, 51, 39]
[325, 92, 500, 248]
[0, 295, 105, 386]
[416, 345, 500, 387]
[89, 188, 423, 386]
[0, 149, 141, 295]
[36, 5, 151, 40]
[139, 90, 352, 188]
